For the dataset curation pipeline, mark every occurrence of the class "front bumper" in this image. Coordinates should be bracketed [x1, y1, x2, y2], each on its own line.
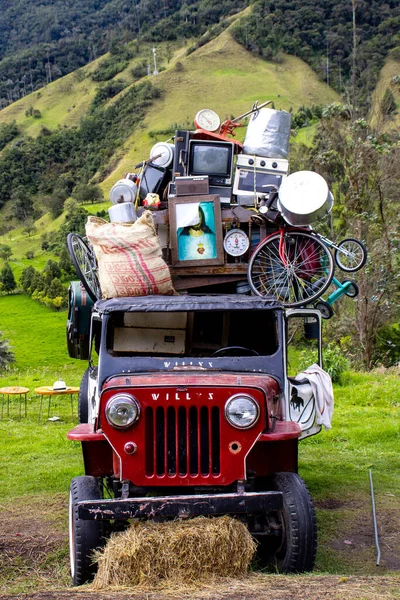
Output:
[78, 491, 283, 520]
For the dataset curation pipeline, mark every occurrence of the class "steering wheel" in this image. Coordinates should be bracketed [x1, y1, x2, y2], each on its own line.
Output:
[211, 346, 260, 357]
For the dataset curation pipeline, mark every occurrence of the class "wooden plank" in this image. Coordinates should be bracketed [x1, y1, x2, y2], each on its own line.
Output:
[144, 205, 256, 225]
[173, 274, 246, 291]
[170, 264, 247, 276]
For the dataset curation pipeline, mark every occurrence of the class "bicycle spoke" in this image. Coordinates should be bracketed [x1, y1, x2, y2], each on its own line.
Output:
[68, 234, 101, 302]
[248, 231, 334, 307]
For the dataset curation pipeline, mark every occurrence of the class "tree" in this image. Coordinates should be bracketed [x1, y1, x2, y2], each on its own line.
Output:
[43, 260, 62, 286]
[23, 223, 37, 237]
[59, 199, 88, 238]
[0, 331, 14, 371]
[0, 263, 17, 293]
[59, 247, 75, 277]
[46, 277, 65, 299]
[43, 190, 67, 218]
[29, 270, 45, 294]
[10, 185, 34, 221]
[0, 244, 12, 261]
[72, 183, 103, 204]
[20, 266, 37, 293]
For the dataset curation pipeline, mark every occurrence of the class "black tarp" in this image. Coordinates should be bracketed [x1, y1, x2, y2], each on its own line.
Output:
[95, 294, 282, 314]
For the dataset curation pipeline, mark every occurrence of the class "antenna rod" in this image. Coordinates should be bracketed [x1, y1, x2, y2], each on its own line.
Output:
[232, 100, 273, 123]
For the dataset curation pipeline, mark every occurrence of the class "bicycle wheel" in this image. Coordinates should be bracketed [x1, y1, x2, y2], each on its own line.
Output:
[342, 279, 359, 298]
[334, 238, 367, 272]
[314, 300, 334, 320]
[67, 233, 101, 302]
[248, 231, 334, 307]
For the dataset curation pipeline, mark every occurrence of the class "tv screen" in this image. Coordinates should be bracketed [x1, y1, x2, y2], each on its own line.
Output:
[188, 140, 234, 184]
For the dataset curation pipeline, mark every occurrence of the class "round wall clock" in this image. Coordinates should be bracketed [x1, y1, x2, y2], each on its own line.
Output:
[223, 229, 250, 257]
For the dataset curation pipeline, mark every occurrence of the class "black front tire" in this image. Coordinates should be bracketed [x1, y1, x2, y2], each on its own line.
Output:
[259, 472, 317, 573]
[69, 476, 105, 586]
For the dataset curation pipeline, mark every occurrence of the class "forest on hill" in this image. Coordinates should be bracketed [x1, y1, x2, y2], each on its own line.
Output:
[0, 0, 246, 106]
[0, 0, 399, 109]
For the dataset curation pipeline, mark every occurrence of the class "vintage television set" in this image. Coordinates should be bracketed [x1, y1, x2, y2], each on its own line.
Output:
[187, 139, 234, 187]
[171, 133, 235, 203]
[186, 139, 235, 203]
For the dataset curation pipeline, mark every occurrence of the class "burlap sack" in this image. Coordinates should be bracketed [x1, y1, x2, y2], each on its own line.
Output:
[85, 212, 175, 298]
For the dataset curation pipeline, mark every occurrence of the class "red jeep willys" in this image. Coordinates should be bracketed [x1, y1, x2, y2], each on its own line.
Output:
[67, 293, 321, 585]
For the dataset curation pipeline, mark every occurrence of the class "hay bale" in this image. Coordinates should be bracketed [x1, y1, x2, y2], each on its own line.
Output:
[93, 516, 257, 589]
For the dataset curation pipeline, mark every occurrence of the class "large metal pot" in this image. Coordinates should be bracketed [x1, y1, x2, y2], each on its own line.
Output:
[277, 171, 333, 226]
[108, 202, 137, 223]
[109, 178, 138, 204]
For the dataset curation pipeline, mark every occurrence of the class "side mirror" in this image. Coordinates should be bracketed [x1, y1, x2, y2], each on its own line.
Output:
[285, 309, 322, 377]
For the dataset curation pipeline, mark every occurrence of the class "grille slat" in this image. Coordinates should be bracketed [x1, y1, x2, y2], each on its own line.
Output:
[145, 405, 220, 478]
[189, 406, 198, 475]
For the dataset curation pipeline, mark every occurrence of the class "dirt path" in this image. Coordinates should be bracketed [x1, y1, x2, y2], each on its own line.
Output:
[1, 575, 400, 600]
[1, 495, 399, 599]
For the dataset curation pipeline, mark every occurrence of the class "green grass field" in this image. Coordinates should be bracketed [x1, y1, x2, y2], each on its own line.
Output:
[0, 295, 81, 371]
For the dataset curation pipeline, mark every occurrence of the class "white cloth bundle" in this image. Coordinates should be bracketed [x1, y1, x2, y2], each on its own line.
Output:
[295, 363, 334, 429]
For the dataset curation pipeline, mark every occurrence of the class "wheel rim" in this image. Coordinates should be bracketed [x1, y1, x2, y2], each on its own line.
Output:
[248, 232, 334, 307]
[316, 302, 333, 319]
[68, 234, 101, 301]
[336, 240, 365, 271]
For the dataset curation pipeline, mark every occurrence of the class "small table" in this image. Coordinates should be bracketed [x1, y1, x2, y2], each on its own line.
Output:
[35, 386, 80, 422]
[0, 386, 30, 419]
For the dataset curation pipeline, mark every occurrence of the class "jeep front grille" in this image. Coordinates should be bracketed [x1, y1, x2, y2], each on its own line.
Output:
[144, 405, 221, 477]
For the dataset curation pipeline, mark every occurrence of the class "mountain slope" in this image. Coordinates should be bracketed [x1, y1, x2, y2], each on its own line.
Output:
[100, 29, 340, 192]
[0, 27, 340, 197]
[0, 26, 340, 273]
[0, 40, 182, 136]
[370, 54, 400, 129]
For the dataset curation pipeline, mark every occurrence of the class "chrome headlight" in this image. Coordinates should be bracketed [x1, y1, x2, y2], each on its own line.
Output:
[225, 394, 260, 429]
[105, 394, 140, 430]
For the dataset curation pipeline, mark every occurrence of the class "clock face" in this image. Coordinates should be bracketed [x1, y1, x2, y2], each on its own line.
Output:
[223, 228, 250, 257]
[194, 109, 221, 132]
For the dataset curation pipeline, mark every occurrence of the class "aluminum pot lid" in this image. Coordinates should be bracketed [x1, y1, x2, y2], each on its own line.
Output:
[278, 171, 329, 216]
[109, 179, 138, 204]
[150, 142, 174, 168]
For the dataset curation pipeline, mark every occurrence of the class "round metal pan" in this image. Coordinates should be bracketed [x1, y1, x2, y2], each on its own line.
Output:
[277, 171, 333, 225]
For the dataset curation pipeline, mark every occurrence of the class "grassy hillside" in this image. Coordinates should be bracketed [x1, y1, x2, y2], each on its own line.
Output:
[369, 55, 400, 129]
[0, 40, 183, 137]
[99, 30, 340, 193]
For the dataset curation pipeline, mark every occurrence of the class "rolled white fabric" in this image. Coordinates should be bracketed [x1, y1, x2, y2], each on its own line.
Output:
[295, 363, 334, 429]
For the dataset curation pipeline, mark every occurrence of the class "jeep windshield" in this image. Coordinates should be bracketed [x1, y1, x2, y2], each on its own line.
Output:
[94, 295, 285, 387]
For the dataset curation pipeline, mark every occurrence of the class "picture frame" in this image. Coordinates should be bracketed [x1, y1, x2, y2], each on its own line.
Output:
[169, 195, 224, 267]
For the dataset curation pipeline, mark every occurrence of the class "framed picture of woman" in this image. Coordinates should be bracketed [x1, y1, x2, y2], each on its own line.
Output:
[169, 195, 224, 267]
